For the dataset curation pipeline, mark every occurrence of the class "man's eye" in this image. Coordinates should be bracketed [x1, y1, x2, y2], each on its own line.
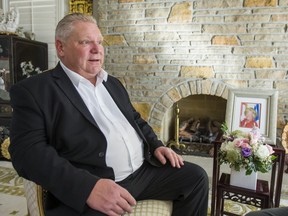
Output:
[79, 40, 103, 46]
[79, 40, 90, 45]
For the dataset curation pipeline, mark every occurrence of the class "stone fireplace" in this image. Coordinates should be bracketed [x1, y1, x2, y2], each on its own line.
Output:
[147, 79, 232, 149]
[165, 94, 226, 145]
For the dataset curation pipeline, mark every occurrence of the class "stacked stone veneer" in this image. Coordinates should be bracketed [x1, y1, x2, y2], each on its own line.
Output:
[94, 0, 288, 140]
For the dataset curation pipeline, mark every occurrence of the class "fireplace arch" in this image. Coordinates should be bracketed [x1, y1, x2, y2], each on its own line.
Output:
[148, 79, 233, 144]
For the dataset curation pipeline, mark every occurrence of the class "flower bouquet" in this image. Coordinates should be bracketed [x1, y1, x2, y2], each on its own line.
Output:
[219, 123, 277, 175]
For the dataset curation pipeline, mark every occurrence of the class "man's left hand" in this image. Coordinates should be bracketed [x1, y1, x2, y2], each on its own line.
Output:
[154, 146, 184, 168]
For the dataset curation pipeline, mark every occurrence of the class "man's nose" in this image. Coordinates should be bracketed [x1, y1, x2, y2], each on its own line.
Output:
[91, 42, 100, 53]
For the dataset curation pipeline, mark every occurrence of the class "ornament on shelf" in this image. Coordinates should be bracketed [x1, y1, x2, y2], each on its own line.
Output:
[0, 7, 19, 34]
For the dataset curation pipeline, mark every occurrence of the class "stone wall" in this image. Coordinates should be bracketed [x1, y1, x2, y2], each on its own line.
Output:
[94, 0, 288, 141]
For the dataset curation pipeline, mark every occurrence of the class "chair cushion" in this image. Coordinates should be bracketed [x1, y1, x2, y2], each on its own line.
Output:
[23, 179, 173, 216]
[23, 179, 44, 216]
[125, 199, 172, 216]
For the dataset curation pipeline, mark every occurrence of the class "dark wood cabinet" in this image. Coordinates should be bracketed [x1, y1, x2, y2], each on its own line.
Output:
[0, 35, 48, 160]
[0, 35, 48, 126]
[0, 35, 48, 92]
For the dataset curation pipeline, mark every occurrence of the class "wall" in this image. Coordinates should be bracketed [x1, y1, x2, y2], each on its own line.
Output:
[5, 0, 288, 142]
[7, 0, 68, 69]
[94, 0, 288, 140]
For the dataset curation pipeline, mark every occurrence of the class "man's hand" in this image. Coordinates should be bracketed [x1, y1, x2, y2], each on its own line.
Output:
[86, 179, 136, 216]
[154, 146, 184, 168]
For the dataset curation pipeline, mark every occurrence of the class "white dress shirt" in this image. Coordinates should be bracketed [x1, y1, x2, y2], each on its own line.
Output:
[60, 62, 144, 181]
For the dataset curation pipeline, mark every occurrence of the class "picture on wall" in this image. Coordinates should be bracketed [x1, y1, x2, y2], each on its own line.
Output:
[225, 88, 278, 145]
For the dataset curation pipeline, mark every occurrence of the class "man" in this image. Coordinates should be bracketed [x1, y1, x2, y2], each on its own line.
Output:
[9, 13, 208, 216]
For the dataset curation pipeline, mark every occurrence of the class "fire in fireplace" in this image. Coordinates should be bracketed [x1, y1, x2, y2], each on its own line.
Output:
[166, 95, 226, 156]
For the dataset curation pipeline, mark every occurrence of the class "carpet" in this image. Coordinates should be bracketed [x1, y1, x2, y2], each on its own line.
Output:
[0, 162, 287, 216]
[0, 162, 28, 216]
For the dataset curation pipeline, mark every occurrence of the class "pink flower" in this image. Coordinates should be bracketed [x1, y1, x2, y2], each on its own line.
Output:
[241, 142, 251, 149]
[251, 126, 261, 136]
[265, 144, 274, 155]
[249, 127, 261, 143]
[234, 138, 250, 148]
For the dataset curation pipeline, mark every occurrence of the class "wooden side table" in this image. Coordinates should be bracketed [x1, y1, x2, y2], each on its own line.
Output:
[211, 141, 285, 216]
[216, 173, 270, 216]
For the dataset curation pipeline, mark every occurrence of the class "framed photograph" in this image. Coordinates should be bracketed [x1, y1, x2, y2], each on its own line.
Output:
[225, 88, 278, 144]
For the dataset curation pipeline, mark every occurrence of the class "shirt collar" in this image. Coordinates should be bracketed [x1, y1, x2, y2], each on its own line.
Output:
[60, 61, 108, 87]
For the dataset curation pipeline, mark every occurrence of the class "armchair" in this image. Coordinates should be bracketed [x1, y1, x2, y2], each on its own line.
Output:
[23, 178, 173, 216]
[1, 140, 173, 216]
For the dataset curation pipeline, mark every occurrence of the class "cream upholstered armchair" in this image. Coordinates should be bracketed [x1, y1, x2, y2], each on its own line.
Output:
[23, 179, 173, 216]
[1, 140, 172, 216]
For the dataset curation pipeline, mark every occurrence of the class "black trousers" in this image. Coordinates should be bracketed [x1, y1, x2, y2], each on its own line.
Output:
[83, 161, 209, 216]
[46, 161, 209, 216]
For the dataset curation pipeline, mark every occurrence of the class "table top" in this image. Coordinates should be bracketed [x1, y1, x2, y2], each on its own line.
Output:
[218, 173, 269, 195]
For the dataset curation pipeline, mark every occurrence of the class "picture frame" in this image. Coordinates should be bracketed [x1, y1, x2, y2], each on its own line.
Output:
[225, 88, 278, 145]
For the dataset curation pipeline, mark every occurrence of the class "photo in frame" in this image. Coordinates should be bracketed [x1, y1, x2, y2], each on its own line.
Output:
[225, 88, 278, 145]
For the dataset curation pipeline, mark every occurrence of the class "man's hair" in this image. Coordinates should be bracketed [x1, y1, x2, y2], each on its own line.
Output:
[55, 13, 97, 42]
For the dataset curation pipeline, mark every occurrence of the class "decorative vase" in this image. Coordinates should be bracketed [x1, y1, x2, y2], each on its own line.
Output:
[230, 167, 257, 190]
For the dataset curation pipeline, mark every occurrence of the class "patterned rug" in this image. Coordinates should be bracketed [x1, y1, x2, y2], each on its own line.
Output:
[0, 162, 287, 216]
[0, 162, 27, 216]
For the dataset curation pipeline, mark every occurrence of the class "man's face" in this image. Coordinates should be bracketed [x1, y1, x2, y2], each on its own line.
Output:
[56, 21, 104, 81]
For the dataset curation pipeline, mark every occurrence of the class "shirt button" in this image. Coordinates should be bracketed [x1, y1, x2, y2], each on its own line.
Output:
[98, 152, 105, 157]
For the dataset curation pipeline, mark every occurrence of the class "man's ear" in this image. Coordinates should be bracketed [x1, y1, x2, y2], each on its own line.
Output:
[55, 39, 64, 57]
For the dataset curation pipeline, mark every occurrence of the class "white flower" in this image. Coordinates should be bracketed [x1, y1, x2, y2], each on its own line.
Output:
[254, 144, 270, 159]
[221, 141, 241, 163]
